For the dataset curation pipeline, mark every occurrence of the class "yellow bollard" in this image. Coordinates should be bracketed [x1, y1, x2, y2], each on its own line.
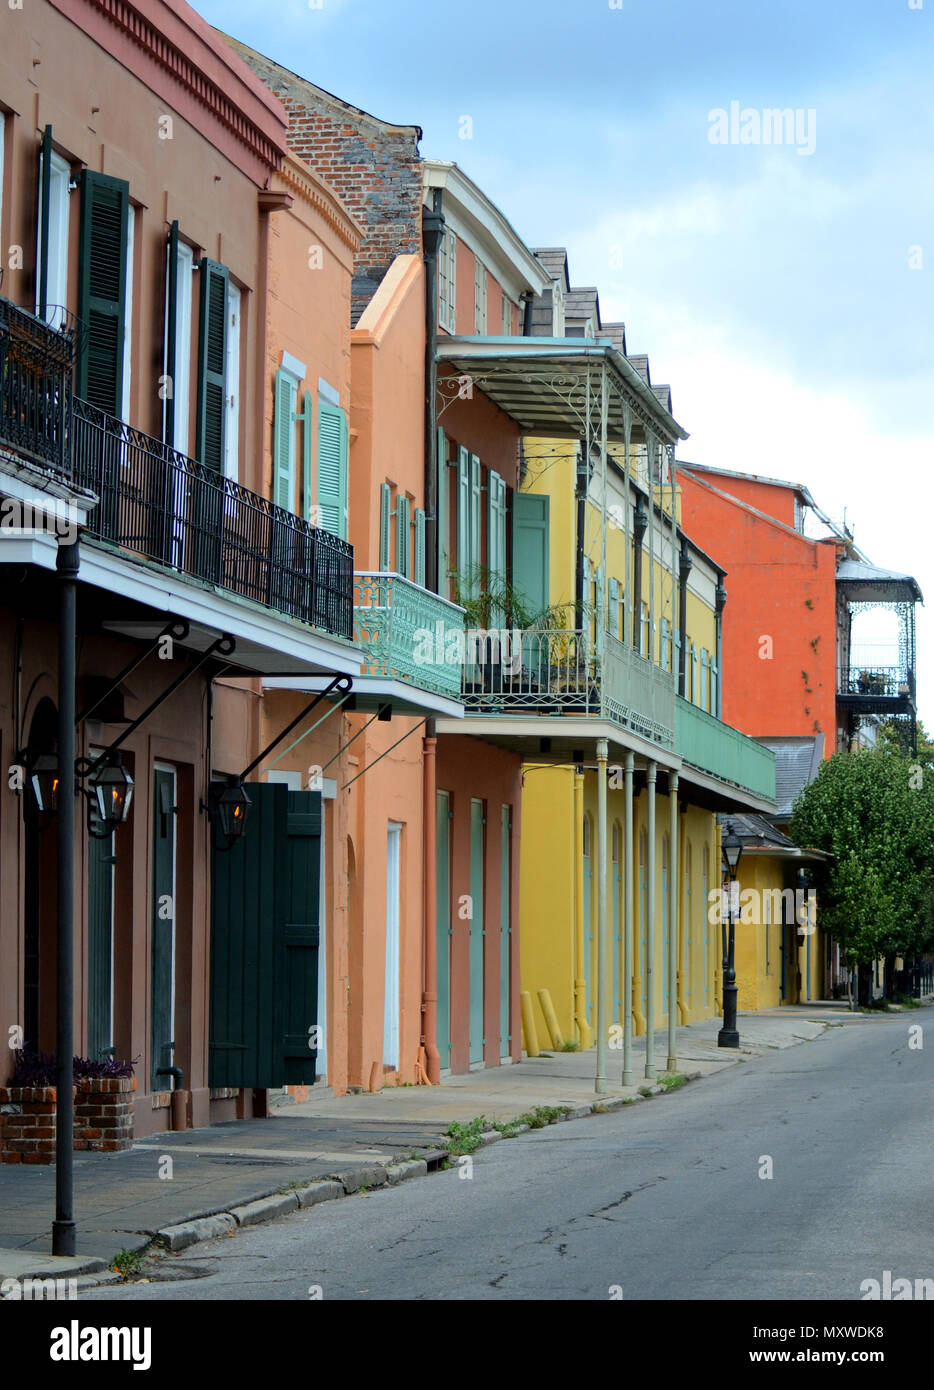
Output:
[520, 991, 540, 1057]
[537, 989, 564, 1049]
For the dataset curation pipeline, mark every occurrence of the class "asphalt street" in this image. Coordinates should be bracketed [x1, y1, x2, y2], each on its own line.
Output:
[83, 1009, 933, 1301]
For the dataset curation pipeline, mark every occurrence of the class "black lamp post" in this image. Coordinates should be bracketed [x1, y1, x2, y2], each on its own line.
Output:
[719, 822, 743, 1048]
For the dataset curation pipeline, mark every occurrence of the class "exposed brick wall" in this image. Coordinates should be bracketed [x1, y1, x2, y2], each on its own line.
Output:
[0, 1080, 136, 1163]
[225, 37, 423, 326]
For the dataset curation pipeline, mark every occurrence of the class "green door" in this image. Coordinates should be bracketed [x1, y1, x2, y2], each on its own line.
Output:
[499, 805, 511, 1058]
[469, 799, 485, 1066]
[150, 767, 176, 1092]
[512, 494, 550, 680]
[210, 783, 322, 1088]
[87, 829, 115, 1060]
[436, 792, 452, 1070]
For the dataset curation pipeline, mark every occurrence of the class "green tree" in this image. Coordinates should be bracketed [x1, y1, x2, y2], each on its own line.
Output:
[790, 749, 934, 972]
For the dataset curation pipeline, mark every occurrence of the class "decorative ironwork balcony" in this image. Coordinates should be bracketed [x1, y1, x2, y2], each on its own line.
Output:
[72, 397, 353, 639]
[0, 298, 78, 475]
[675, 696, 776, 801]
[354, 572, 466, 699]
[461, 626, 676, 749]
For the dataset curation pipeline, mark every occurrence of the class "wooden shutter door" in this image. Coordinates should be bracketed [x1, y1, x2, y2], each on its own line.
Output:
[317, 399, 348, 538]
[77, 171, 129, 414]
[196, 259, 228, 470]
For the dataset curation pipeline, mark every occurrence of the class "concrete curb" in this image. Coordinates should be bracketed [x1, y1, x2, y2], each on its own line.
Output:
[66, 1033, 827, 1272]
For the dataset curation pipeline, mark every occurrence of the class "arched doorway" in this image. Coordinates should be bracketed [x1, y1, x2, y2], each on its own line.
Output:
[23, 697, 59, 1053]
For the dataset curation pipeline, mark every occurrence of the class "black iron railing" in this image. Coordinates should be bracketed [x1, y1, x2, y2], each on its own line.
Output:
[72, 398, 353, 640]
[842, 666, 911, 699]
[0, 299, 78, 475]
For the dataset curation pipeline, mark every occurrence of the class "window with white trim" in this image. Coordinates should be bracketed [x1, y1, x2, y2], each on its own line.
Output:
[439, 228, 457, 332]
[36, 150, 72, 332]
[474, 256, 487, 334]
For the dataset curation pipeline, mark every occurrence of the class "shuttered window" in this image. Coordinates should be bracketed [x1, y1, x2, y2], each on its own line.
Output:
[77, 171, 129, 415]
[36, 131, 71, 332]
[273, 369, 298, 512]
[437, 426, 449, 594]
[439, 229, 457, 332]
[196, 258, 228, 470]
[488, 471, 507, 582]
[608, 577, 619, 636]
[316, 398, 348, 539]
[379, 483, 392, 569]
[456, 446, 471, 598]
[414, 508, 426, 587]
[474, 257, 487, 333]
[396, 494, 411, 578]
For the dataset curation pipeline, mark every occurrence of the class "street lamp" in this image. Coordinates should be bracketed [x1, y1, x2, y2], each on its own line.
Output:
[30, 752, 61, 813]
[719, 822, 743, 1048]
[86, 758, 134, 838]
[210, 779, 252, 846]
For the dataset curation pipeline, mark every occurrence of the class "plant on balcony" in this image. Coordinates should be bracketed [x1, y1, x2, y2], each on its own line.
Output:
[450, 564, 573, 633]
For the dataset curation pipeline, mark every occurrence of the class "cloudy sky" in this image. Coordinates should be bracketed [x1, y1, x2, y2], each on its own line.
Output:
[201, 0, 932, 724]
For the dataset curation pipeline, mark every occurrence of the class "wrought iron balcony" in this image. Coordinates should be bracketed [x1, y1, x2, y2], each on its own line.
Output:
[461, 626, 676, 749]
[675, 696, 776, 801]
[0, 298, 78, 476]
[839, 665, 914, 712]
[72, 398, 353, 639]
[354, 572, 466, 699]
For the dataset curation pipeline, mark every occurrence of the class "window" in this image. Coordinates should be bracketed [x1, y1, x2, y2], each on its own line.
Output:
[501, 293, 513, 337]
[196, 258, 229, 469]
[438, 228, 456, 332]
[273, 362, 300, 513]
[225, 285, 241, 481]
[163, 228, 194, 452]
[36, 137, 72, 332]
[474, 256, 487, 334]
[456, 446, 481, 597]
[77, 170, 130, 415]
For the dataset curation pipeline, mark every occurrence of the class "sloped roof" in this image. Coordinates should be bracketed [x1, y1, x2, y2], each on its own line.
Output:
[600, 322, 627, 353]
[532, 247, 570, 287]
[628, 354, 650, 384]
[718, 812, 796, 848]
[652, 383, 672, 412]
[835, 560, 922, 604]
[754, 735, 825, 818]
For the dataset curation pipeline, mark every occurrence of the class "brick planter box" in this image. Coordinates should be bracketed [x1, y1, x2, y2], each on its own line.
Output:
[0, 1078, 136, 1164]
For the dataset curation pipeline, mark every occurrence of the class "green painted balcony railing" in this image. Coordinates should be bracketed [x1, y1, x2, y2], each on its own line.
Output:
[675, 696, 776, 801]
[461, 627, 676, 750]
[354, 572, 466, 700]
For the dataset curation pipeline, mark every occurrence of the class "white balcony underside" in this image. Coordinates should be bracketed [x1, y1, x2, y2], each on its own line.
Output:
[265, 674, 464, 719]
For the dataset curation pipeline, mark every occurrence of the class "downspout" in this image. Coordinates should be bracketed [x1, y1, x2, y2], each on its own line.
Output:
[715, 583, 727, 718]
[678, 541, 693, 698]
[422, 193, 445, 595]
[421, 725, 440, 1083]
[521, 289, 534, 337]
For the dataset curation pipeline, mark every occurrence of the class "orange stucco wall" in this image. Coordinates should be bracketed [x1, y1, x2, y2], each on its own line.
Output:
[680, 471, 839, 746]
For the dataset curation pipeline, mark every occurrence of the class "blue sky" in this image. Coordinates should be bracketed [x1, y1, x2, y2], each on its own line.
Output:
[202, 0, 933, 726]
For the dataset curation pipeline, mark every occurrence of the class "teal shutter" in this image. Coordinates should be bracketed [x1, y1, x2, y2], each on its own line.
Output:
[511, 493, 549, 614]
[379, 483, 392, 569]
[196, 258, 228, 470]
[488, 470, 507, 624]
[77, 170, 129, 414]
[414, 507, 426, 587]
[300, 390, 314, 521]
[469, 454, 482, 579]
[594, 565, 605, 655]
[273, 369, 296, 512]
[316, 399, 348, 539]
[456, 446, 471, 598]
[661, 617, 670, 670]
[608, 577, 619, 636]
[396, 494, 410, 577]
[437, 426, 448, 593]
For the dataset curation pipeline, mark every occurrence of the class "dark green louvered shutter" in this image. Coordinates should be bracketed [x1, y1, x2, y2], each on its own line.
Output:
[196, 258, 228, 470]
[396, 494, 410, 577]
[456, 446, 471, 598]
[273, 369, 296, 512]
[317, 399, 348, 538]
[414, 508, 426, 587]
[77, 171, 129, 414]
[379, 483, 392, 569]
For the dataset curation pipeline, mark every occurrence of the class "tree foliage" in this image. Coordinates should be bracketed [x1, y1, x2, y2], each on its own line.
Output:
[790, 748, 934, 964]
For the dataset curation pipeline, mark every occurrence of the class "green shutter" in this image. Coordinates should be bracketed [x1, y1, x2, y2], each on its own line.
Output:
[437, 426, 448, 594]
[469, 454, 481, 579]
[396, 494, 410, 577]
[488, 470, 507, 624]
[273, 369, 296, 512]
[196, 258, 228, 470]
[316, 399, 348, 539]
[379, 483, 392, 569]
[77, 170, 129, 414]
[456, 446, 471, 598]
[414, 507, 426, 587]
[299, 390, 314, 521]
[608, 577, 619, 636]
[511, 493, 549, 613]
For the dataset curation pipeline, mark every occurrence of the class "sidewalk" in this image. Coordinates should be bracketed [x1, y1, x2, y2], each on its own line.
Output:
[0, 1006, 862, 1280]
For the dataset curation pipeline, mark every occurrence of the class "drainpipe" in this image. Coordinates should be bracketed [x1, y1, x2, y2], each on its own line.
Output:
[645, 761, 657, 1080]
[678, 541, 693, 698]
[632, 504, 648, 652]
[715, 583, 727, 717]
[714, 821, 723, 1011]
[521, 289, 534, 337]
[423, 195, 445, 595]
[421, 724, 440, 1082]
